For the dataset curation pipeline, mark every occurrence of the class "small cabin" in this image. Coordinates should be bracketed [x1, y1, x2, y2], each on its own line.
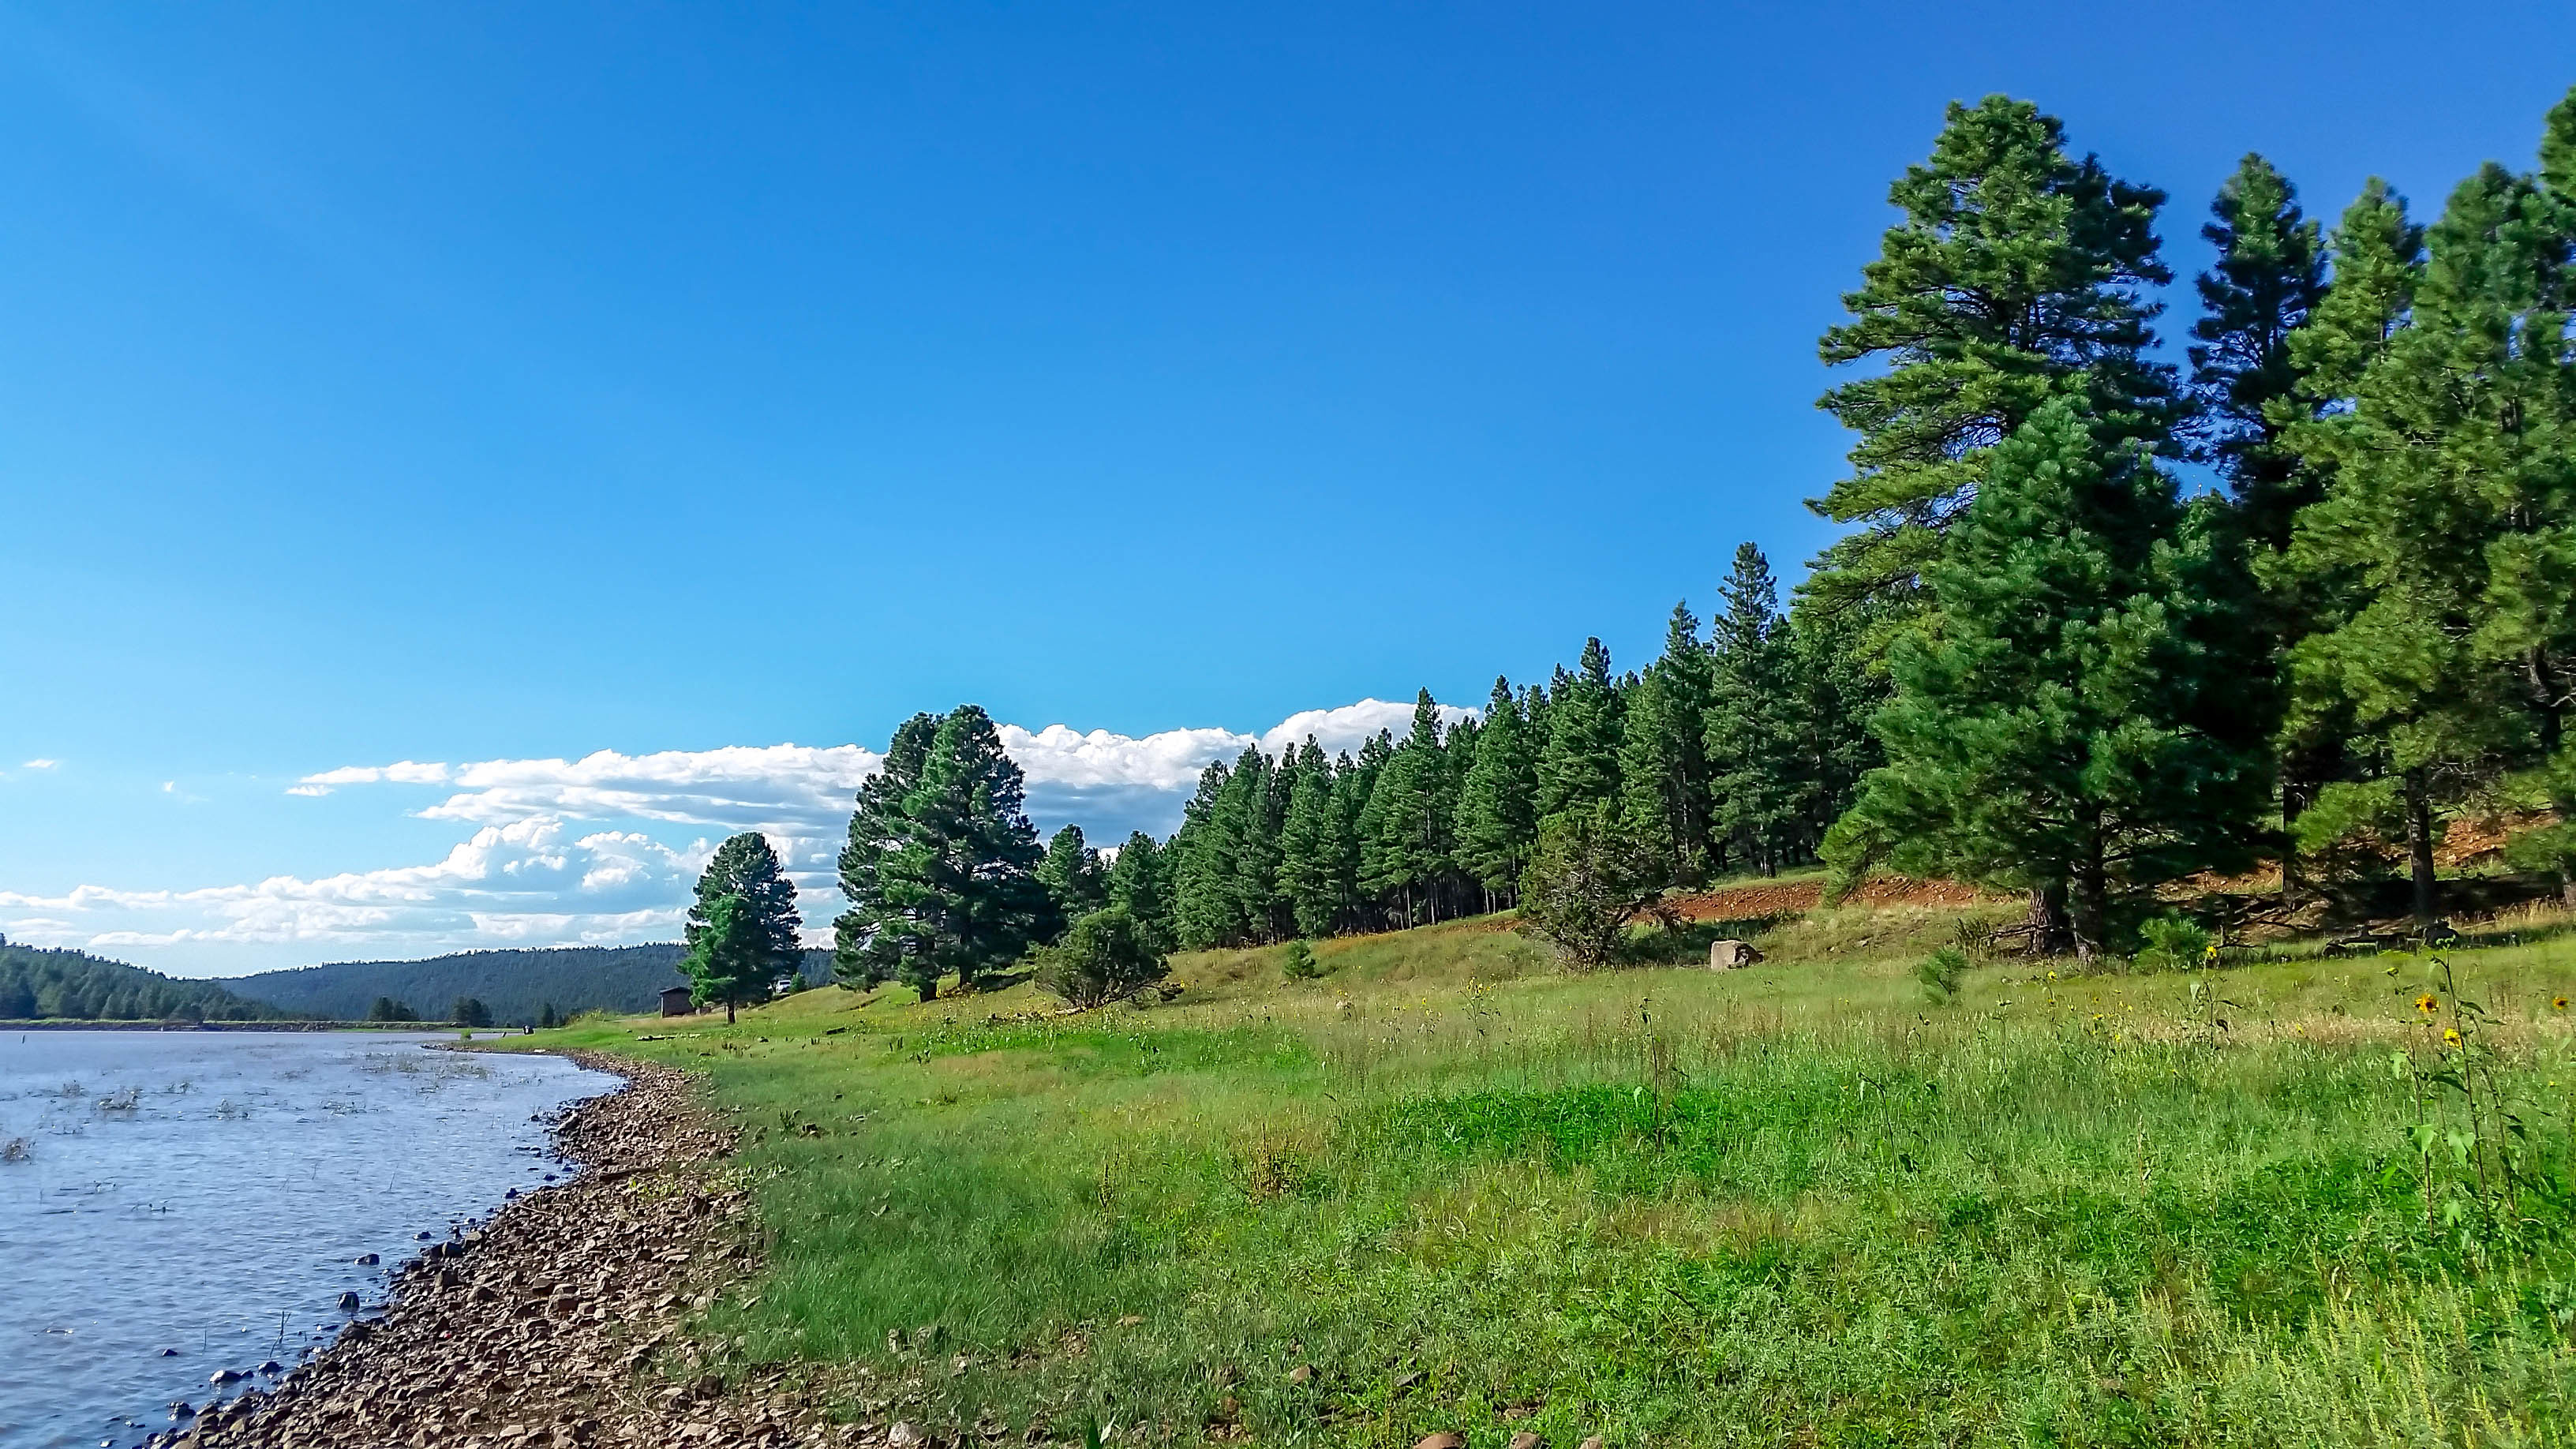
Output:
[658, 985, 696, 1017]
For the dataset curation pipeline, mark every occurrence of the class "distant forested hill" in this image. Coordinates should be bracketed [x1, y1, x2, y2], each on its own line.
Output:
[0, 942, 299, 1021]
[222, 945, 834, 1024]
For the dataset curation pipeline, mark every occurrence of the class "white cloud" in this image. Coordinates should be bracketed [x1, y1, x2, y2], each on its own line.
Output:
[1258, 698, 1477, 758]
[22, 758, 58, 769]
[12, 698, 1484, 972]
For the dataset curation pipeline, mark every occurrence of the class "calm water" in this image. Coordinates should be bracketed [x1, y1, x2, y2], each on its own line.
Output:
[0, 1032, 616, 1449]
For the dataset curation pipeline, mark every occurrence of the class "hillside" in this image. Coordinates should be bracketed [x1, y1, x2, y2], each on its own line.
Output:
[0, 942, 298, 1021]
[522, 884, 2576, 1447]
[223, 944, 834, 1024]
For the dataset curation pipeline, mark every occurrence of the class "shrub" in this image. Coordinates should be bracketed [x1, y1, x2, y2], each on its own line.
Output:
[1917, 946, 1968, 1003]
[1035, 907, 1169, 1009]
[2136, 912, 2212, 973]
[1282, 941, 1320, 980]
[1516, 810, 1671, 969]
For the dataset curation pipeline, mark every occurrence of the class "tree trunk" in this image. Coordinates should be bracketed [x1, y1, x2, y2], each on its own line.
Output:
[2027, 882, 2073, 957]
[2069, 827, 2110, 964]
[725, 998, 736, 1024]
[2405, 768, 2438, 930]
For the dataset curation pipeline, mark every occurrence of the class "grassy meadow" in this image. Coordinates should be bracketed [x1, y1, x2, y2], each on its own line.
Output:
[529, 892, 2576, 1447]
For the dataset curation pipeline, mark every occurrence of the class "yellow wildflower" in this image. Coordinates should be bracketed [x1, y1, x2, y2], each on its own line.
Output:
[2443, 1027, 2462, 1045]
[2415, 994, 2438, 1014]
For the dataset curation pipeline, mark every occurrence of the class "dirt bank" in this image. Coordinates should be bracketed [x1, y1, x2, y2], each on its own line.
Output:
[155, 1052, 845, 1449]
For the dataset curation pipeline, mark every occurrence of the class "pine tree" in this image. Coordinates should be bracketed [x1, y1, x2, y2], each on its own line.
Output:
[2282, 103, 2576, 917]
[682, 891, 765, 1023]
[1538, 639, 1622, 820]
[1455, 676, 1539, 906]
[1825, 399, 2271, 959]
[1810, 95, 2181, 638]
[1037, 825, 1107, 929]
[2188, 154, 2329, 547]
[1230, 747, 1285, 942]
[1035, 906, 1169, 1009]
[833, 713, 939, 987]
[1616, 606, 1716, 886]
[1359, 691, 1456, 926]
[1103, 831, 1173, 943]
[832, 705, 1052, 999]
[1781, 590, 1891, 853]
[1707, 544, 1803, 873]
[1169, 757, 1241, 949]
[689, 833, 803, 993]
[1275, 737, 1349, 937]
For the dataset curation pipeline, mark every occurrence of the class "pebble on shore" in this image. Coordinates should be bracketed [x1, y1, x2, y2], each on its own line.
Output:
[149, 1054, 859, 1449]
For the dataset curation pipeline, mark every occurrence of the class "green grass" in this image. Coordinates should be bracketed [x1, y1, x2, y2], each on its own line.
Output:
[529, 907, 2576, 1447]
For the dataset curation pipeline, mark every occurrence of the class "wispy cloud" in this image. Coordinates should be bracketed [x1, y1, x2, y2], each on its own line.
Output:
[22, 759, 60, 769]
[4, 699, 1475, 972]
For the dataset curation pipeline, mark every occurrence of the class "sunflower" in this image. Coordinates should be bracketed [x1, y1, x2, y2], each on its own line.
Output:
[2555, 995, 2569, 1013]
[2416, 994, 2439, 1014]
[2443, 1027, 2462, 1045]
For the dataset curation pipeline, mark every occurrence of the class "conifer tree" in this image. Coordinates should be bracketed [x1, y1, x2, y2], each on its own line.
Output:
[691, 832, 803, 993]
[1782, 591, 1891, 852]
[2282, 99, 2576, 916]
[1169, 757, 1241, 949]
[2188, 154, 2328, 546]
[1707, 544, 1803, 874]
[1360, 691, 1456, 925]
[1616, 606, 1716, 886]
[1825, 399, 2271, 959]
[1103, 831, 1173, 943]
[1275, 737, 1349, 937]
[834, 713, 939, 987]
[682, 891, 764, 1023]
[1810, 95, 2180, 638]
[2260, 178, 2428, 897]
[1037, 825, 1107, 928]
[1538, 638, 1622, 819]
[832, 706, 1051, 998]
[1455, 676, 1539, 906]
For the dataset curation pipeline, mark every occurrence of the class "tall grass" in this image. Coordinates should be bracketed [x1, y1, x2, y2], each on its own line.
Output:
[534, 922, 2576, 1447]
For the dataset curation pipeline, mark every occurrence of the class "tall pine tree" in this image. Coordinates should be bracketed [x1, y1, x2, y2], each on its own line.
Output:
[1810, 95, 2181, 644]
[833, 706, 1053, 998]
[689, 832, 804, 990]
[2282, 99, 2576, 918]
[2189, 153, 2329, 549]
[1707, 544, 1803, 874]
[1538, 638, 1622, 820]
[1455, 676, 1539, 907]
[1825, 399, 2271, 958]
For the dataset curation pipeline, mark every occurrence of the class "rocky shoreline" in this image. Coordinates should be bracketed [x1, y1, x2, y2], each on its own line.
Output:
[155, 1051, 848, 1449]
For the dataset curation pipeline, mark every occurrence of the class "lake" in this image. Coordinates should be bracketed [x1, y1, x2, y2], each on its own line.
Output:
[0, 1031, 616, 1449]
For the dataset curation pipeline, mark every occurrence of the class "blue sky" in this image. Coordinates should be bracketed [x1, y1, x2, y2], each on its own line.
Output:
[2, 2, 2570, 974]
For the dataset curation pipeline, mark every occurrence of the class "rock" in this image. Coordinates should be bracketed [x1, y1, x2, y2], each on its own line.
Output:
[354, 1253, 379, 1266]
[337, 1293, 362, 1312]
[1578, 1438, 1605, 1449]
[1708, 939, 1764, 970]
[209, 1369, 241, 1385]
[887, 1423, 926, 1449]
[160, 1348, 180, 1357]
[1510, 1435, 1544, 1449]
[1413, 1436, 1466, 1449]
[1286, 1365, 1313, 1385]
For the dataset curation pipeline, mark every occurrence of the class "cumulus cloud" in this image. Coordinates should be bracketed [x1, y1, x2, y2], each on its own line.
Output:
[1257, 698, 1477, 758]
[7, 698, 1484, 972]
[0, 817, 710, 958]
